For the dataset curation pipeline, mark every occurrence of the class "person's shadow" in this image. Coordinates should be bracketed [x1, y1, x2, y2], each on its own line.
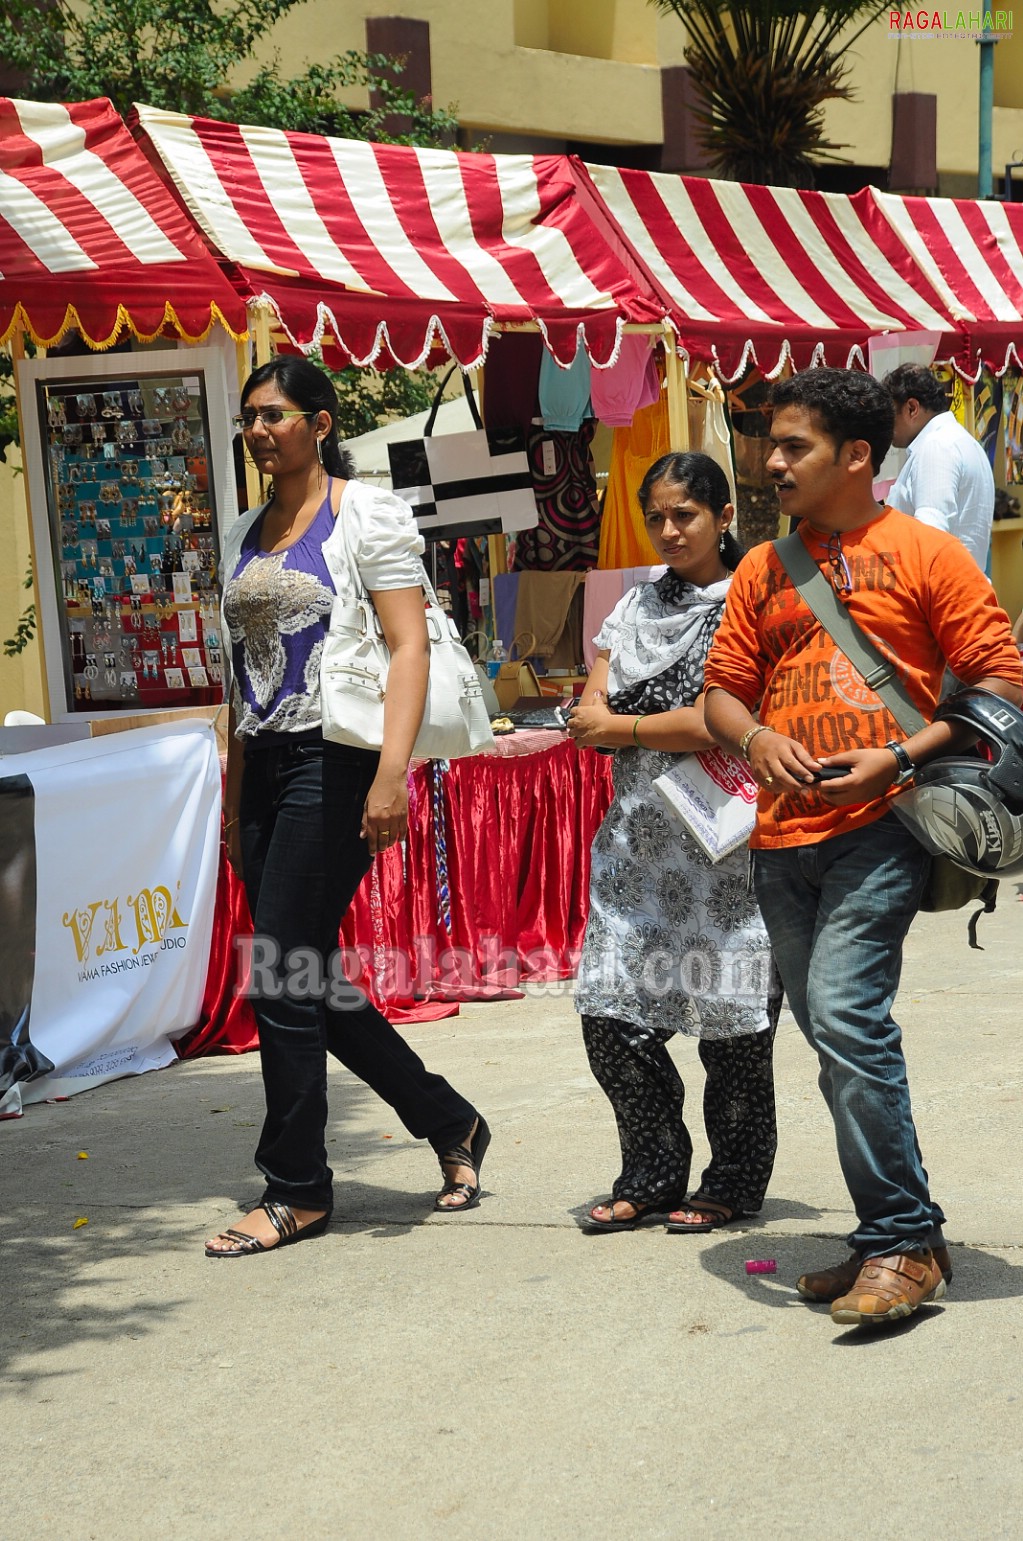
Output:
[695, 1231, 1023, 1343]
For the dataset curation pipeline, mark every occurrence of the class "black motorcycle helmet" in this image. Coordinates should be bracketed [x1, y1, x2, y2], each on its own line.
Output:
[891, 687, 1023, 879]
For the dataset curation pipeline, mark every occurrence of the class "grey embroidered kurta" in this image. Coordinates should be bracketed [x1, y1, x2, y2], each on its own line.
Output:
[574, 571, 774, 1042]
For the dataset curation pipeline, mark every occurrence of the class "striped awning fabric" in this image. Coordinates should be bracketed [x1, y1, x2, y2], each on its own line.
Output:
[132, 105, 668, 370]
[866, 188, 1023, 380]
[580, 163, 979, 379]
[0, 97, 247, 349]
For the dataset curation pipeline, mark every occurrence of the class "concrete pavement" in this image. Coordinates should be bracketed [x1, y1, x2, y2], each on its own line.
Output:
[2, 896, 1022, 1539]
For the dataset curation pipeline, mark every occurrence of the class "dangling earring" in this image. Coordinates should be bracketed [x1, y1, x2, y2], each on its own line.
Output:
[719, 532, 727, 553]
[316, 436, 324, 489]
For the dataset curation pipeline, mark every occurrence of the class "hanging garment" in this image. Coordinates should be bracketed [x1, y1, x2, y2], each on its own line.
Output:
[539, 341, 593, 432]
[597, 395, 673, 569]
[514, 571, 586, 672]
[1002, 372, 1023, 485]
[492, 571, 521, 654]
[513, 423, 601, 572]
[582, 566, 666, 672]
[589, 335, 661, 427]
[582, 570, 625, 671]
[482, 332, 543, 433]
[688, 390, 737, 502]
[973, 370, 1002, 470]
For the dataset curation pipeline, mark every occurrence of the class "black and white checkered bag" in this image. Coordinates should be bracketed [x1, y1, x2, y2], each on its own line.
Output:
[388, 369, 538, 541]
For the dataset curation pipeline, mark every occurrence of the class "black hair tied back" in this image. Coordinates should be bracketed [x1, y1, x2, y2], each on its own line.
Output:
[240, 355, 356, 480]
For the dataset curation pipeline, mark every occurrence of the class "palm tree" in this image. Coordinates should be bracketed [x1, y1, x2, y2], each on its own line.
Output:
[653, 1, 890, 188]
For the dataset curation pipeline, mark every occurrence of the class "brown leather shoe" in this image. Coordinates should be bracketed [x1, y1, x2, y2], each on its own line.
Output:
[798, 1245, 952, 1303]
[830, 1249, 948, 1326]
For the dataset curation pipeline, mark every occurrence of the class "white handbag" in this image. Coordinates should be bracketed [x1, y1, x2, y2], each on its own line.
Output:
[320, 514, 495, 761]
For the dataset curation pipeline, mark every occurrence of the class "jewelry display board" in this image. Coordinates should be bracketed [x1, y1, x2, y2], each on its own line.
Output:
[18, 347, 238, 721]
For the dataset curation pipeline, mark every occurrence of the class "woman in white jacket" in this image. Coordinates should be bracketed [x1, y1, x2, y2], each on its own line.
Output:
[205, 357, 489, 1257]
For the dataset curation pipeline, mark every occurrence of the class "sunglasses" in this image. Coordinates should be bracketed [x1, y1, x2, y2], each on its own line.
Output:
[231, 408, 314, 432]
[824, 533, 853, 599]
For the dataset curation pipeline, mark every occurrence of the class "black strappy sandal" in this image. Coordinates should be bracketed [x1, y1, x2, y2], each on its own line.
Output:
[664, 1195, 745, 1234]
[434, 1116, 491, 1213]
[583, 1189, 687, 1231]
[583, 1199, 658, 1232]
[204, 1200, 330, 1258]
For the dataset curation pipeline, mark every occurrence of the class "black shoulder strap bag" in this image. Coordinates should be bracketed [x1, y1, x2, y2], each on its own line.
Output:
[773, 532, 997, 947]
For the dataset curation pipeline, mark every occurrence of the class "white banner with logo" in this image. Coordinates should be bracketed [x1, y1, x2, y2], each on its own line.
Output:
[0, 721, 221, 1107]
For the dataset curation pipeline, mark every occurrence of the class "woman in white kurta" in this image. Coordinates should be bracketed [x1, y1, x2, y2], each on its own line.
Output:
[568, 452, 780, 1232]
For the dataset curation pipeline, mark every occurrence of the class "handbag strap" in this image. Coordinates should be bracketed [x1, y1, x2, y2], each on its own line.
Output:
[773, 531, 926, 737]
[510, 629, 537, 660]
[424, 363, 483, 438]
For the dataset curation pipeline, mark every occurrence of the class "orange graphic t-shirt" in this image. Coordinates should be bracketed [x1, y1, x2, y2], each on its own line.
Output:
[703, 507, 1023, 849]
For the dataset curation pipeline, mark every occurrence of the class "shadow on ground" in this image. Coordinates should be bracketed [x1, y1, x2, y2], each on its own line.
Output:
[694, 1230, 1023, 1334]
[0, 1054, 443, 1385]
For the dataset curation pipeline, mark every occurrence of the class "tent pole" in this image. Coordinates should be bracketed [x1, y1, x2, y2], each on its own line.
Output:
[9, 328, 53, 720]
[235, 334, 262, 510]
[252, 304, 273, 367]
[478, 362, 508, 581]
[664, 333, 690, 452]
[963, 379, 977, 438]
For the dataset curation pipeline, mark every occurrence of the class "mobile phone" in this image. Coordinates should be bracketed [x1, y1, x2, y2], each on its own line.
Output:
[812, 765, 852, 781]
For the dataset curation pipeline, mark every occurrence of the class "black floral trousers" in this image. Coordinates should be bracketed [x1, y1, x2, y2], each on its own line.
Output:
[581, 1013, 779, 1213]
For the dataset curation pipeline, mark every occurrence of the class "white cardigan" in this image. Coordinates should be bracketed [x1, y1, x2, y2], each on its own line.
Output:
[219, 479, 427, 698]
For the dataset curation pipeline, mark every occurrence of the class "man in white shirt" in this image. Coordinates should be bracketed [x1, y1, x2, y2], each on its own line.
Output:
[884, 364, 994, 571]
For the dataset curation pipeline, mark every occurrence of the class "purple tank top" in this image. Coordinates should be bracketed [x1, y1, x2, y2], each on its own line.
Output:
[223, 487, 337, 736]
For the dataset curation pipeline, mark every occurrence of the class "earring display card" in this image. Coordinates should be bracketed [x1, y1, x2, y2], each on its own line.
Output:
[37, 371, 223, 715]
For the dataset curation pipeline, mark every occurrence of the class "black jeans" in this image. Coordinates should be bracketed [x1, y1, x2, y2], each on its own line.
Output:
[239, 732, 477, 1211]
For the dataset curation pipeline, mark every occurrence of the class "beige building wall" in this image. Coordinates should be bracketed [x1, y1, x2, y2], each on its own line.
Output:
[252, 4, 1022, 189]
[825, 28, 976, 187]
[254, 0, 669, 147]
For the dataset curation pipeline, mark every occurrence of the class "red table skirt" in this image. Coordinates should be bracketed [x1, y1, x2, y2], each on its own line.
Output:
[177, 740, 614, 1055]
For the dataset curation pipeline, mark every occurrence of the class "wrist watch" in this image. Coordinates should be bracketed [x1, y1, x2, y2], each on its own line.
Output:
[884, 739, 916, 786]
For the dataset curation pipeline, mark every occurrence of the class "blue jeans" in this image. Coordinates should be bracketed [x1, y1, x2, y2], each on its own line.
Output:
[239, 732, 477, 1211]
[753, 813, 946, 1258]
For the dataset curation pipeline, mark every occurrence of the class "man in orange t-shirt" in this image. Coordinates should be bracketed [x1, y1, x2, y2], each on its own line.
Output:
[703, 367, 1022, 1328]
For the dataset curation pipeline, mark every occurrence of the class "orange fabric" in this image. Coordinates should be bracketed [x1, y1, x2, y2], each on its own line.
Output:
[597, 396, 671, 569]
[704, 507, 1023, 849]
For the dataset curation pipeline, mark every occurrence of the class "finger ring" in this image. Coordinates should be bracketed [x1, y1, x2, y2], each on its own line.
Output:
[764, 774, 774, 786]
[380, 828, 390, 835]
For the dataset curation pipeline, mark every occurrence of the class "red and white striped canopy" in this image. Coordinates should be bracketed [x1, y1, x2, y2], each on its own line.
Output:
[580, 164, 991, 379]
[133, 105, 667, 370]
[0, 97, 246, 349]
[865, 188, 1023, 380]
[123, 102, 1023, 381]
